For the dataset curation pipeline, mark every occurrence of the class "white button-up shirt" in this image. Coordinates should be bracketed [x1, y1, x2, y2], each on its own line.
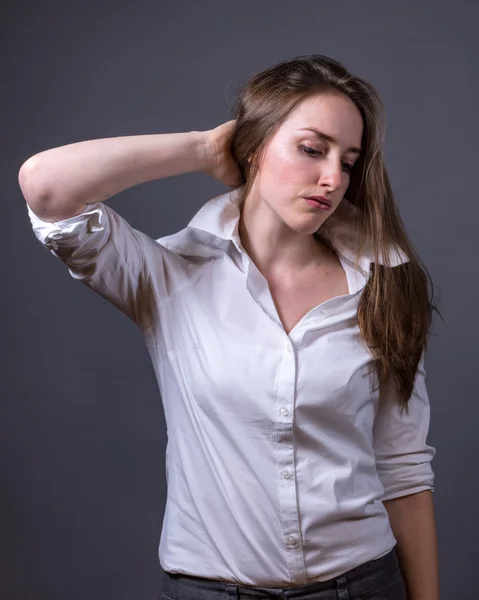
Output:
[27, 187, 436, 586]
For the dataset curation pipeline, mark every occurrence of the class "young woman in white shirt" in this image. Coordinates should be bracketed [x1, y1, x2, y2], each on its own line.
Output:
[20, 54, 440, 600]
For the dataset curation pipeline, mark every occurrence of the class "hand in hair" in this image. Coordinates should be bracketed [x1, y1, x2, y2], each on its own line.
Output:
[202, 120, 242, 189]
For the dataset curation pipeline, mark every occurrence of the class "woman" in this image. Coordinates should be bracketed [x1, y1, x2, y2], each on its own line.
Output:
[19, 54, 440, 599]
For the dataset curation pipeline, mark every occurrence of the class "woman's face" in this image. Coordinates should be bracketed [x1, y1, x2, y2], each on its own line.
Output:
[249, 92, 364, 235]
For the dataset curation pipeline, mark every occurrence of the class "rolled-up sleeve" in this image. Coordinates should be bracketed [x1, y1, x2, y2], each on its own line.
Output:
[372, 353, 436, 501]
[27, 201, 158, 330]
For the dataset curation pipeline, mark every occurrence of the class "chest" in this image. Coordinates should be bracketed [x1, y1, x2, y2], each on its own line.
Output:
[156, 259, 377, 439]
[268, 261, 350, 335]
[155, 252, 378, 417]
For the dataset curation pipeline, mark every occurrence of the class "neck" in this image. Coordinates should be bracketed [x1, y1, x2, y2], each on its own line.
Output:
[238, 192, 330, 280]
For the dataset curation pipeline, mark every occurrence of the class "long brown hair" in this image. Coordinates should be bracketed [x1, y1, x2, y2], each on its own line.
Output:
[228, 54, 441, 413]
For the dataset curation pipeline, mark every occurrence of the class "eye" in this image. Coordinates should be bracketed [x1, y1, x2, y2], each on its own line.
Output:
[299, 144, 323, 157]
[299, 145, 354, 175]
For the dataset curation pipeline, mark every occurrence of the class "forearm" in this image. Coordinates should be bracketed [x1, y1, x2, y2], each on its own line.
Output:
[18, 130, 208, 221]
[384, 490, 440, 600]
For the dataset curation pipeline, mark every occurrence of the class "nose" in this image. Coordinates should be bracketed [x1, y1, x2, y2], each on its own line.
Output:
[318, 159, 343, 191]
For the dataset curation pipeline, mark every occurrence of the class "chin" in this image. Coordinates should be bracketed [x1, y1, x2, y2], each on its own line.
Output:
[289, 219, 326, 235]
[290, 200, 335, 230]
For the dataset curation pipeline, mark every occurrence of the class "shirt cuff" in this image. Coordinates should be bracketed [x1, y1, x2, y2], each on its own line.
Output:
[27, 202, 106, 251]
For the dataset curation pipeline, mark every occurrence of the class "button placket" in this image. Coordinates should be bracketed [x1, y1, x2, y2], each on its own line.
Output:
[274, 336, 307, 582]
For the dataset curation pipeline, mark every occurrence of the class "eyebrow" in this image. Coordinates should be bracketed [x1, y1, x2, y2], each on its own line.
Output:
[298, 127, 362, 155]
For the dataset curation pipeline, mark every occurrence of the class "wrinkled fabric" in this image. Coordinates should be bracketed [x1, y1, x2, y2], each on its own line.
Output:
[159, 546, 407, 599]
[27, 187, 435, 587]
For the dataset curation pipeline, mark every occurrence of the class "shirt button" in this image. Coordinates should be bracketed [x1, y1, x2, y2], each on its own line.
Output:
[287, 535, 297, 546]
[286, 345, 292, 353]
[282, 469, 292, 479]
[280, 407, 289, 417]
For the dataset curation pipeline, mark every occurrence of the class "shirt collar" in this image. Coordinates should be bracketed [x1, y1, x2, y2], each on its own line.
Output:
[159, 187, 409, 277]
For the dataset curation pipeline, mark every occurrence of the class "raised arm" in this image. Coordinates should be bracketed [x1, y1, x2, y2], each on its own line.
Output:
[18, 119, 240, 222]
[18, 121, 241, 328]
[18, 131, 211, 222]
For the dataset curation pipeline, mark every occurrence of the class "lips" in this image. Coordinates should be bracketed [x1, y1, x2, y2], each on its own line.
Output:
[304, 196, 332, 208]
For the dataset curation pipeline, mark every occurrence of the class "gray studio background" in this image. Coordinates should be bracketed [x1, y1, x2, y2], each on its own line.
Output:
[3, 1, 477, 598]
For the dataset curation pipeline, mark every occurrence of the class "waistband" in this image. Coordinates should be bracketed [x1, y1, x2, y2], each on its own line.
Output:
[162, 546, 400, 599]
